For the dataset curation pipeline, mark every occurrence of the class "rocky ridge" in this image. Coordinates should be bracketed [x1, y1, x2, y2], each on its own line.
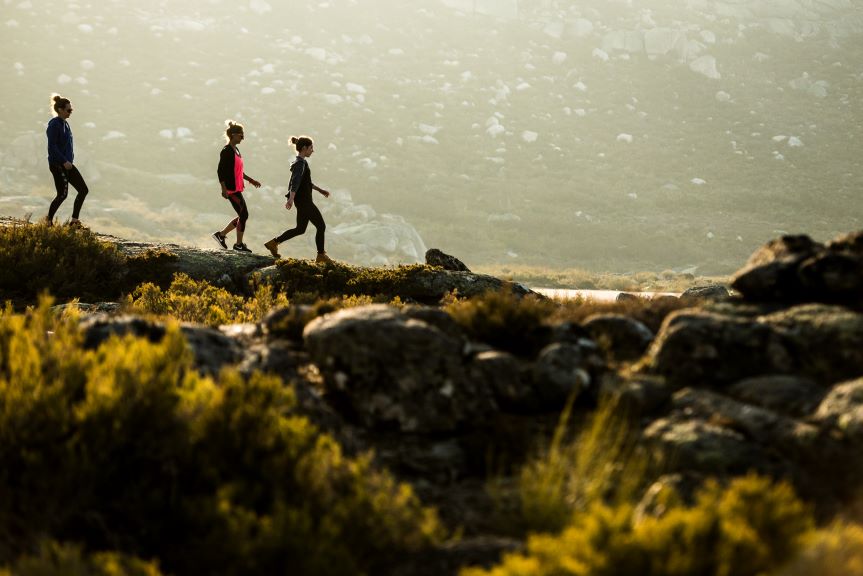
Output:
[52, 228, 863, 574]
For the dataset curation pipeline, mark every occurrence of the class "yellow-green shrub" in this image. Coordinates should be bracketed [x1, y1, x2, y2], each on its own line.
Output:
[446, 289, 555, 356]
[466, 475, 814, 576]
[0, 299, 442, 575]
[781, 522, 863, 576]
[513, 397, 645, 535]
[5, 541, 163, 576]
[128, 273, 289, 326]
[275, 258, 433, 299]
[0, 220, 125, 302]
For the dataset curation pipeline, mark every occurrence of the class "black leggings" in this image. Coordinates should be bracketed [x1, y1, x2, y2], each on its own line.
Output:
[48, 164, 89, 220]
[275, 201, 326, 253]
[227, 192, 248, 232]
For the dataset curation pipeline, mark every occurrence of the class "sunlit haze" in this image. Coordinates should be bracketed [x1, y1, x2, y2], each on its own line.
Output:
[2, 0, 861, 273]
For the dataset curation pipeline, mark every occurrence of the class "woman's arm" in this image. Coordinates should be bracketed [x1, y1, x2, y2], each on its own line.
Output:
[243, 174, 261, 188]
[312, 183, 330, 197]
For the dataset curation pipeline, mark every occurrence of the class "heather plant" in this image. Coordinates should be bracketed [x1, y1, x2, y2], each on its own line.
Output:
[0, 219, 125, 302]
[128, 272, 289, 326]
[0, 299, 442, 575]
[275, 258, 433, 299]
[780, 522, 863, 576]
[466, 475, 814, 576]
[445, 288, 555, 356]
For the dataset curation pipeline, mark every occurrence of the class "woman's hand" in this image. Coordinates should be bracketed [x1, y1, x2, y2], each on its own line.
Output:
[63, 161, 73, 170]
[249, 178, 261, 188]
[285, 199, 293, 210]
[221, 190, 229, 199]
[320, 188, 330, 198]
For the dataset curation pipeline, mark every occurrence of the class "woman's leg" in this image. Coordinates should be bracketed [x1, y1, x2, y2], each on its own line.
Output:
[306, 203, 327, 254]
[274, 204, 310, 244]
[225, 193, 248, 243]
[65, 166, 89, 220]
[47, 164, 68, 222]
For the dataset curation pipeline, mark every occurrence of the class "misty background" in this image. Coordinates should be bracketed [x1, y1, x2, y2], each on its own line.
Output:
[1, 0, 861, 274]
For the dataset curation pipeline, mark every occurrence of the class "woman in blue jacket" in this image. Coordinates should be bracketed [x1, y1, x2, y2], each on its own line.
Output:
[46, 94, 89, 227]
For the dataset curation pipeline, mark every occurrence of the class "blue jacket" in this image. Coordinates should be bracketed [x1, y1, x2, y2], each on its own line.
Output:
[46, 117, 73, 165]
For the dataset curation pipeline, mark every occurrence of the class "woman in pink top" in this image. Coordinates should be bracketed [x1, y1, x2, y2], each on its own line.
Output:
[212, 120, 261, 252]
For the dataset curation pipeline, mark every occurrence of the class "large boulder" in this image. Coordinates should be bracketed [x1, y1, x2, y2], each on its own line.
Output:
[813, 378, 863, 439]
[731, 231, 863, 305]
[645, 309, 794, 389]
[303, 304, 495, 432]
[726, 375, 826, 418]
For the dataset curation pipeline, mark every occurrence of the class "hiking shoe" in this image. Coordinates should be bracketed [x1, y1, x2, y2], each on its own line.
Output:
[212, 231, 228, 249]
[315, 252, 333, 264]
[264, 239, 281, 259]
[233, 243, 252, 253]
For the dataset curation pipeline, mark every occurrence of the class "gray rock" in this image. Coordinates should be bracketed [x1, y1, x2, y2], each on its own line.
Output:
[532, 342, 596, 408]
[469, 350, 536, 413]
[680, 284, 731, 302]
[426, 248, 471, 272]
[727, 375, 826, 418]
[813, 378, 863, 439]
[731, 231, 863, 305]
[646, 309, 794, 389]
[583, 313, 654, 362]
[79, 314, 243, 376]
[303, 304, 495, 432]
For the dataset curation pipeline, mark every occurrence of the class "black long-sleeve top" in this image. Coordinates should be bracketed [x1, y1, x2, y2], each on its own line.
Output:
[287, 156, 313, 203]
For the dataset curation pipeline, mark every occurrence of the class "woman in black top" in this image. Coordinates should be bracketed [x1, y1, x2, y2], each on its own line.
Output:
[212, 120, 261, 253]
[264, 135, 332, 263]
[46, 94, 89, 228]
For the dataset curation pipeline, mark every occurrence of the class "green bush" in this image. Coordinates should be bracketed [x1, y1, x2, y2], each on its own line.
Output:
[445, 289, 555, 356]
[0, 219, 125, 303]
[128, 273, 290, 326]
[0, 299, 442, 575]
[275, 258, 433, 299]
[465, 475, 814, 576]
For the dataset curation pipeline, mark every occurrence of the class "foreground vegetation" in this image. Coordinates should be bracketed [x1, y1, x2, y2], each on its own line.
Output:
[0, 300, 442, 575]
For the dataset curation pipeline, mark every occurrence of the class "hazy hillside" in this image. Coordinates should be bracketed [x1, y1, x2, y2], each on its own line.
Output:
[1, 0, 861, 273]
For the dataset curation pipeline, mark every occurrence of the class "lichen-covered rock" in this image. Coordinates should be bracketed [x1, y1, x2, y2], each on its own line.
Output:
[303, 304, 495, 432]
[532, 341, 600, 408]
[468, 350, 537, 413]
[680, 284, 731, 302]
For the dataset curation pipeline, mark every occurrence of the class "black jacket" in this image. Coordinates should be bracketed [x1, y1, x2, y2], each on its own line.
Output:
[287, 156, 313, 203]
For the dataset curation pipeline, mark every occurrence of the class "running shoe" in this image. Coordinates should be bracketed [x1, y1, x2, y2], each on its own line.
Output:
[264, 239, 281, 258]
[212, 231, 228, 249]
[233, 243, 252, 253]
[315, 252, 333, 264]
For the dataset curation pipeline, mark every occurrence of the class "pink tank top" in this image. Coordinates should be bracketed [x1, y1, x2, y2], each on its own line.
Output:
[231, 152, 244, 194]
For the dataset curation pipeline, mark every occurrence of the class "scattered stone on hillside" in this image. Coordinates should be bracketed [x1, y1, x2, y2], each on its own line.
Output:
[731, 231, 863, 305]
[262, 304, 317, 341]
[425, 248, 471, 272]
[582, 313, 655, 362]
[813, 378, 863, 439]
[303, 304, 495, 432]
[680, 284, 731, 302]
[79, 314, 244, 376]
[52, 302, 122, 315]
[727, 375, 826, 418]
